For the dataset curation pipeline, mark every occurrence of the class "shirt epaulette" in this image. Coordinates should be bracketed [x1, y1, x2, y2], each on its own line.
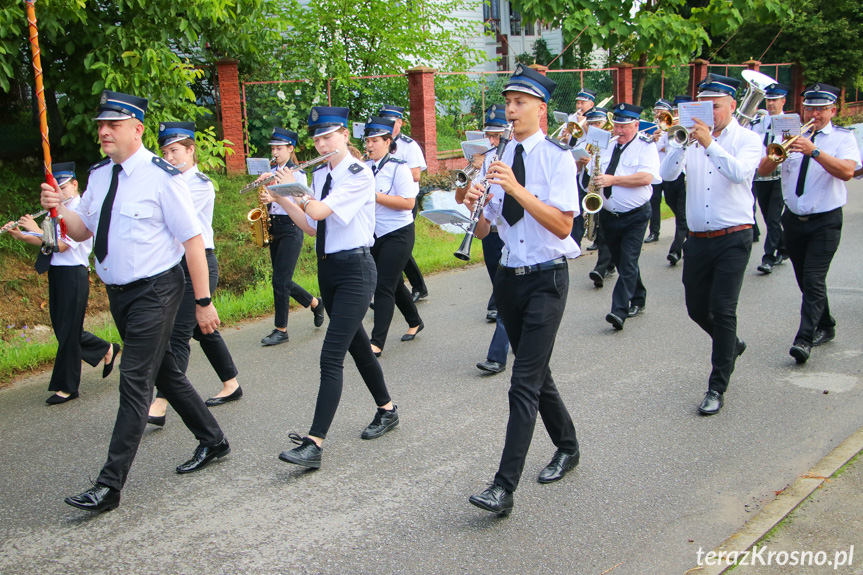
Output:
[196, 172, 211, 182]
[348, 163, 363, 174]
[638, 132, 654, 143]
[545, 136, 571, 151]
[89, 158, 111, 172]
[750, 118, 762, 127]
[398, 134, 414, 144]
[389, 157, 407, 164]
[312, 163, 328, 173]
[152, 157, 181, 176]
[834, 126, 852, 133]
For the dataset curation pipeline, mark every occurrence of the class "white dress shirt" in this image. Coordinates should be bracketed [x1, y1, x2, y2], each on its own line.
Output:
[392, 134, 428, 171]
[76, 145, 201, 285]
[183, 166, 216, 250]
[366, 155, 417, 237]
[50, 196, 92, 267]
[308, 157, 376, 253]
[749, 114, 780, 181]
[781, 122, 862, 215]
[269, 162, 308, 216]
[590, 134, 660, 213]
[483, 129, 581, 266]
[655, 130, 669, 166]
[661, 118, 762, 232]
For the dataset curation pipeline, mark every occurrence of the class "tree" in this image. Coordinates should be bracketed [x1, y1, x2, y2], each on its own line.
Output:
[510, 0, 789, 102]
[711, 0, 863, 93]
[0, 0, 282, 166]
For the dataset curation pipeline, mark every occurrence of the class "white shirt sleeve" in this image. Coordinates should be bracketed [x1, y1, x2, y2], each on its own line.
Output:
[545, 149, 579, 214]
[703, 133, 761, 185]
[393, 164, 418, 199]
[660, 146, 686, 182]
[160, 175, 202, 243]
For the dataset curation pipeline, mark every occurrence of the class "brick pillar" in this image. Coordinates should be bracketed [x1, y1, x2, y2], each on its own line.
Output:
[215, 58, 245, 175]
[613, 62, 634, 105]
[790, 63, 805, 115]
[689, 59, 710, 98]
[407, 66, 438, 173]
[529, 64, 550, 133]
[743, 59, 761, 71]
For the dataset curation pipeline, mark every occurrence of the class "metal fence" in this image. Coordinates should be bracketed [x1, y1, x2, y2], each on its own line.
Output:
[547, 68, 615, 124]
[632, 65, 690, 112]
[434, 71, 510, 152]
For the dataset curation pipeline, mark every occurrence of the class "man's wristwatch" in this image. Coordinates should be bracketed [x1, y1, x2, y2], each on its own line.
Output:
[195, 297, 212, 307]
[811, 148, 821, 159]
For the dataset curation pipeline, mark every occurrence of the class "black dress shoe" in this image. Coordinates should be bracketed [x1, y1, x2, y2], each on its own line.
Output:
[469, 484, 513, 515]
[812, 327, 835, 347]
[586, 241, 598, 251]
[176, 437, 231, 474]
[603, 267, 616, 278]
[369, 301, 375, 310]
[775, 253, 787, 265]
[476, 360, 505, 374]
[102, 343, 121, 378]
[46, 391, 79, 405]
[627, 304, 644, 318]
[589, 270, 604, 288]
[279, 433, 322, 469]
[147, 415, 166, 427]
[790, 341, 811, 364]
[361, 406, 399, 439]
[667, 252, 681, 266]
[411, 289, 429, 303]
[605, 313, 624, 330]
[312, 301, 325, 327]
[65, 483, 121, 512]
[401, 321, 424, 341]
[644, 232, 659, 243]
[538, 449, 580, 484]
[733, 338, 746, 370]
[698, 390, 724, 415]
[757, 261, 773, 274]
[205, 386, 243, 407]
[486, 309, 498, 322]
[261, 329, 289, 346]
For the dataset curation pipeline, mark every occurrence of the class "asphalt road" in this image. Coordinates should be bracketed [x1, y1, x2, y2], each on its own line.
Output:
[1, 181, 862, 575]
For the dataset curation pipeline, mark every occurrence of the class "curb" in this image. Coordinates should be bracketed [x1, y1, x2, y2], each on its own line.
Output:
[684, 426, 863, 574]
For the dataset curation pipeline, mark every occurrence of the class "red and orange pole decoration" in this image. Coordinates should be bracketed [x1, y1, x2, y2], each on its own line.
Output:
[25, 0, 65, 250]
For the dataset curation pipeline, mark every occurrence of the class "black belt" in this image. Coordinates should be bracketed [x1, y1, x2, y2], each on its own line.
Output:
[320, 246, 371, 260]
[270, 214, 291, 218]
[105, 265, 179, 293]
[784, 206, 841, 222]
[606, 202, 650, 217]
[500, 256, 567, 276]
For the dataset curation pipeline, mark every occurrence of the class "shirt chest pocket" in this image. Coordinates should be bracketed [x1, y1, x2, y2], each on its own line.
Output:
[118, 202, 154, 241]
[620, 158, 639, 175]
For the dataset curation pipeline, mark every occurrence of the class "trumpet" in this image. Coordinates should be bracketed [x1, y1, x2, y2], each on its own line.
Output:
[454, 164, 481, 188]
[1, 196, 74, 235]
[765, 119, 817, 163]
[454, 122, 514, 261]
[667, 124, 696, 149]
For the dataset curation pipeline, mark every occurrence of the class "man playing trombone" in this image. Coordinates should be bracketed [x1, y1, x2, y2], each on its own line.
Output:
[660, 74, 762, 416]
[757, 83, 862, 364]
[592, 103, 661, 330]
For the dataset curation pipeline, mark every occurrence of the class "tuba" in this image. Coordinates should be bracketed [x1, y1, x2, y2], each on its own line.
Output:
[735, 70, 776, 127]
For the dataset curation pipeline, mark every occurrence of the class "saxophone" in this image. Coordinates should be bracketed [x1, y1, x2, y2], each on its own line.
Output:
[247, 197, 272, 247]
[582, 146, 604, 242]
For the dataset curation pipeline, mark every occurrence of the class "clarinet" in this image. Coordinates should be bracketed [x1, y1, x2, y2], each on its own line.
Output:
[453, 123, 514, 261]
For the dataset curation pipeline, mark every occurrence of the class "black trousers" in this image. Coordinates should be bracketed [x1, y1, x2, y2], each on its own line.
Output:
[664, 173, 688, 257]
[481, 231, 509, 364]
[155, 251, 239, 399]
[753, 179, 787, 263]
[648, 182, 664, 235]
[370, 223, 422, 349]
[97, 265, 224, 490]
[782, 208, 842, 344]
[47, 265, 110, 394]
[492, 265, 578, 492]
[270, 215, 314, 329]
[591, 218, 615, 275]
[570, 186, 587, 248]
[310, 251, 391, 439]
[601, 203, 651, 317]
[682, 229, 752, 394]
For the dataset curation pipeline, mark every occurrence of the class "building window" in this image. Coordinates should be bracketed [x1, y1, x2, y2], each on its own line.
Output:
[524, 20, 535, 36]
[510, 9, 522, 35]
[483, 0, 501, 33]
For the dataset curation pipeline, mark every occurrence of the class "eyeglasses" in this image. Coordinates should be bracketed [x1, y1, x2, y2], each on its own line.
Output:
[803, 106, 834, 113]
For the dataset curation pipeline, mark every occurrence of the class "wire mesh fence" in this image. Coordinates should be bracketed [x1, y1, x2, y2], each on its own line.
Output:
[546, 69, 615, 124]
[434, 72, 511, 152]
[633, 66, 690, 113]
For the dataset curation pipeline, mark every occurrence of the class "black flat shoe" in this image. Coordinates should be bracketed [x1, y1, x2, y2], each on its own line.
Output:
[373, 350, 382, 358]
[605, 313, 624, 331]
[411, 289, 429, 303]
[757, 261, 773, 274]
[469, 484, 513, 516]
[790, 341, 811, 364]
[589, 270, 604, 288]
[401, 322, 424, 342]
[476, 360, 505, 374]
[261, 329, 289, 346]
[46, 392, 79, 405]
[627, 305, 644, 318]
[698, 390, 724, 415]
[486, 309, 498, 322]
[361, 406, 399, 439]
[538, 449, 580, 484]
[205, 386, 243, 407]
[312, 300, 325, 327]
[644, 232, 659, 243]
[65, 483, 120, 513]
[176, 437, 230, 474]
[812, 327, 835, 347]
[147, 415, 166, 427]
[279, 433, 322, 469]
[102, 343, 121, 378]
[667, 252, 681, 266]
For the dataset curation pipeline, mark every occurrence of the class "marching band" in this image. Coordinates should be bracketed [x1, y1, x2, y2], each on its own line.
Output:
[5, 65, 861, 517]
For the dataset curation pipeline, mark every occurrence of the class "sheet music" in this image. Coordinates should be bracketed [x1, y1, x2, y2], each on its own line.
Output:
[771, 114, 802, 139]
[465, 131, 486, 141]
[352, 122, 366, 140]
[266, 182, 314, 198]
[246, 158, 272, 175]
[585, 126, 611, 150]
[678, 101, 714, 129]
[553, 111, 569, 124]
[461, 139, 492, 160]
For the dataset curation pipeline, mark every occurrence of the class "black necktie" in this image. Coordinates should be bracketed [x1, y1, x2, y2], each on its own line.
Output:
[603, 141, 630, 199]
[315, 174, 333, 259]
[795, 131, 819, 197]
[372, 163, 378, 175]
[94, 164, 122, 263]
[502, 144, 525, 226]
